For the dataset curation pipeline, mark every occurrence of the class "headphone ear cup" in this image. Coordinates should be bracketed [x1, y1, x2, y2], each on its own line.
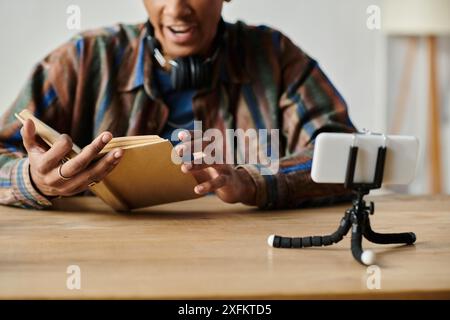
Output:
[178, 59, 185, 89]
[183, 58, 194, 89]
[183, 58, 191, 90]
[171, 58, 183, 90]
[194, 60, 201, 88]
[193, 56, 205, 89]
[192, 57, 198, 89]
[197, 60, 209, 89]
[170, 60, 179, 90]
[206, 62, 213, 86]
[185, 57, 192, 89]
[200, 61, 208, 88]
[170, 56, 213, 90]
[189, 57, 197, 89]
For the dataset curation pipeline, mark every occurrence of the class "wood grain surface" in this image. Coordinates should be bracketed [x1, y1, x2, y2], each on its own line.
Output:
[0, 195, 449, 299]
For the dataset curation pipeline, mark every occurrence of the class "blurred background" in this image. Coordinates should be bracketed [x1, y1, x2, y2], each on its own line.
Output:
[0, 0, 448, 194]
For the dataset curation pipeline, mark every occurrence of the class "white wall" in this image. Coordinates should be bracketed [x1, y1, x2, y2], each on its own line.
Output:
[0, 0, 147, 112]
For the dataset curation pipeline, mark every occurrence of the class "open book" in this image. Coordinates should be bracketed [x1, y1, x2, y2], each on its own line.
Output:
[15, 110, 200, 211]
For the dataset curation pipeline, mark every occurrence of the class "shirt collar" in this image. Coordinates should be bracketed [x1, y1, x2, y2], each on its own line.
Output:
[116, 22, 250, 95]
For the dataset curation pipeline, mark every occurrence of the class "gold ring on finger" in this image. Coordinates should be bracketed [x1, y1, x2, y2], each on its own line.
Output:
[58, 163, 72, 181]
[88, 181, 98, 187]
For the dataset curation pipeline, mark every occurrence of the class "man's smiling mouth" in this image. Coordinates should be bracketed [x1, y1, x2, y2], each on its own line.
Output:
[163, 23, 197, 44]
[167, 25, 194, 34]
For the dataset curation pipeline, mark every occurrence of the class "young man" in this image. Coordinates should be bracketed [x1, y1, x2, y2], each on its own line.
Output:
[0, 0, 356, 210]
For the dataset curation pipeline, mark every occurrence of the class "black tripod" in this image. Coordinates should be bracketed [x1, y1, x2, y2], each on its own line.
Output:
[268, 143, 416, 265]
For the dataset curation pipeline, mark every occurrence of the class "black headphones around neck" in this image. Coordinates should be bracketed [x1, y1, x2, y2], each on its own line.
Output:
[145, 18, 225, 91]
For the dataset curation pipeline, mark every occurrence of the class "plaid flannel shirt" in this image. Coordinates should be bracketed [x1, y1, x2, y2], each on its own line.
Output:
[0, 20, 357, 210]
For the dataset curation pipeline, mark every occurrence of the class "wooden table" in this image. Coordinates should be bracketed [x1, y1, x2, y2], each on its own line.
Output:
[0, 195, 449, 299]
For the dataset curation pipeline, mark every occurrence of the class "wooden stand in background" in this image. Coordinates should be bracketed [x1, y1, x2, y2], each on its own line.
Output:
[427, 36, 443, 194]
[391, 36, 443, 194]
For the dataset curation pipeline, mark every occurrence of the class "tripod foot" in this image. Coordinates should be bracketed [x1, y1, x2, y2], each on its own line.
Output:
[361, 250, 376, 265]
[409, 232, 417, 244]
[352, 225, 378, 265]
[267, 234, 275, 247]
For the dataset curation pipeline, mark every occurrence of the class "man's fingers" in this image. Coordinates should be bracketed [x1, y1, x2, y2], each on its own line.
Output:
[175, 130, 226, 165]
[59, 148, 123, 195]
[84, 147, 123, 182]
[175, 138, 209, 156]
[21, 119, 46, 153]
[37, 134, 74, 173]
[175, 138, 218, 167]
[181, 162, 227, 174]
[60, 132, 113, 178]
[178, 130, 199, 141]
[194, 174, 229, 195]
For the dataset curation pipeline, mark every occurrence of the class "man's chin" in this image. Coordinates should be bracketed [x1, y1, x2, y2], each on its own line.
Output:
[164, 45, 202, 59]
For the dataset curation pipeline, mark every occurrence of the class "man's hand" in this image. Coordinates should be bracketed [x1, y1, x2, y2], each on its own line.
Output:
[21, 119, 124, 197]
[175, 131, 256, 205]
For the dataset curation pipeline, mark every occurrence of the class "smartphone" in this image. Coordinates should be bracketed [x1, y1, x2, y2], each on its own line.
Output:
[311, 133, 419, 185]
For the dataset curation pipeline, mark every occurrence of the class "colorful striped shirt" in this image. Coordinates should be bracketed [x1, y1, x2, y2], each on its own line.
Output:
[0, 21, 357, 210]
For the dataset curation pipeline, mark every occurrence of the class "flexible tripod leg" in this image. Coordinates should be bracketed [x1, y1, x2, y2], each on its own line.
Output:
[351, 221, 376, 266]
[362, 215, 416, 245]
[268, 212, 352, 248]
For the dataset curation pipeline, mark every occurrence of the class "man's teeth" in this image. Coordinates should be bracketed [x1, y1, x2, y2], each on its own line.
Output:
[169, 26, 191, 33]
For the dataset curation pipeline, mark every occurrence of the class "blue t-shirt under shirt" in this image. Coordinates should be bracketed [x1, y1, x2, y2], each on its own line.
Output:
[155, 68, 196, 143]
